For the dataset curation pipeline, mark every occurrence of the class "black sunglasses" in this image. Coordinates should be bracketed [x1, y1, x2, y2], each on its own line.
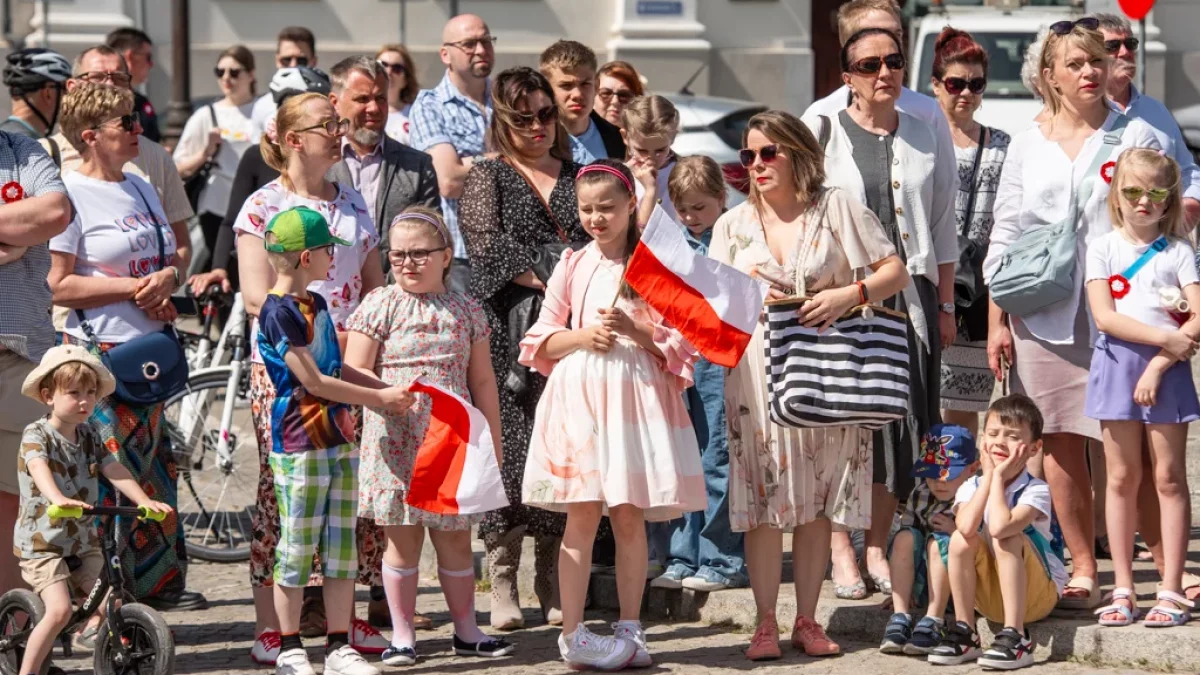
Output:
[1049, 17, 1100, 36]
[95, 113, 137, 133]
[738, 144, 781, 168]
[510, 106, 558, 129]
[850, 53, 906, 75]
[597, 88, 634, 105]
[940, 76, 987, 95]
[214, 67, 243, 79]
[1104, 37, 1140, 54]
[280, 56, 310, 67]
[378, 61, 406, 75]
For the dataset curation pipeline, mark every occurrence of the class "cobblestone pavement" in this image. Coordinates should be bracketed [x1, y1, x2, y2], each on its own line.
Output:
[45, 559, 1159, 675]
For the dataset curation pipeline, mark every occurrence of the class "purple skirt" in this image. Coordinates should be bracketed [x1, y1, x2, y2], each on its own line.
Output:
[1084, 334, 1200, 424]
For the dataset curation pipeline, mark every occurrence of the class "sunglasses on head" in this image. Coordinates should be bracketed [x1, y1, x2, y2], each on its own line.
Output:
[597, 88, 634, 104]
[941, 76, 987, 95]
[738, 144, 781, 167]
[1104, 37, 1140, 54]
[1049, 17, 1100, 36]
[280, 56, 309, 67]
[510, 106, 558, 129]
[378, 61, 406, 75]
[214, 67, 243, 79]
[1120, 186, 1171, 204]
[850, 53, 906, 76]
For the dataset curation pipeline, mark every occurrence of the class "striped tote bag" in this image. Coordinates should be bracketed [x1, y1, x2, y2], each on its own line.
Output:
[764, 298, 910, 430]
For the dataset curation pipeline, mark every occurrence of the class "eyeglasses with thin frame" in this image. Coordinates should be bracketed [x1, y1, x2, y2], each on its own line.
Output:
[388, 247, 447, 266]
[79, 71, 132, 88]
[1049, 17, 1100, 36]
[509, 106, 558, 130]
[294, 118, 350, 136]
[293, 244, 335, 269]
[378, 61, 406, 76]
[1104, 37, 1140, 54]
[280, 56, 310, 67]
[214, 67, 243, 79]
[849, 53, 906, 76]
[597, 88, 634, 105]
[1120, 186, 1172, 204]
[939, 76, 987, 96]
[442, 36, 497, 52]
[738, 144, 781, 168]
[94, 114, 138, 134]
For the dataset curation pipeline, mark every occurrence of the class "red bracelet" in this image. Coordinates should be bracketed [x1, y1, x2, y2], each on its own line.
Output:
[855, 281, 868, 304]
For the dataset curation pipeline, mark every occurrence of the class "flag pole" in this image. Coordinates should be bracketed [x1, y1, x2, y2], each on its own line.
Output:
[609, 199, 657, 308]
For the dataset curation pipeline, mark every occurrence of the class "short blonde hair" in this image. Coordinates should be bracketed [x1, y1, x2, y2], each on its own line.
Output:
[1108, 148, 1187, 239]
[668, 155, 725, 206]
[39, 361, 99, 398]
[1039, 25, 1109, 116]
[59, 81, 134, 154]
[264, 248, 302, 274]
[836, 0, 902, 45]
[743, 110, 825, 215]
[622, 95, 679, 143]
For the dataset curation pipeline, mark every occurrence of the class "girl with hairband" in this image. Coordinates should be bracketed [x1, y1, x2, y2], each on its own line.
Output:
[518, 158, 706, 670]
[343, 206, 514, 665]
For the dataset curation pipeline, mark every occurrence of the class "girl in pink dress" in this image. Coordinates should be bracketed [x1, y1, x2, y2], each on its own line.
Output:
[519, 159, 707, 670]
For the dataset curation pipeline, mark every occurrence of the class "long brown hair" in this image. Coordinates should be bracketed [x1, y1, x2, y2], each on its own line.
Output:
[218, 44, 256, 96]
[575, 159, 640, 299]
[486, 67, 571, 162]
[742, 110, 825, 215]
[375, 43, 420, 105]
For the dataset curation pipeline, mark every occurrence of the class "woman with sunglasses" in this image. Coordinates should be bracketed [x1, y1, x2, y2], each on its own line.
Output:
[233, 91, 389, 666]
[48, 81, 199, 606]
[930, 28, 1011, 434]
[802, 26, 959, 604]
[594, 61, 644, 130]
[983, 17, 1162, 612]
[458, 66, 589, 631]
[174, 45, 257, 273]
[375, 44, 420, 145]
[713, 110, 908, 660]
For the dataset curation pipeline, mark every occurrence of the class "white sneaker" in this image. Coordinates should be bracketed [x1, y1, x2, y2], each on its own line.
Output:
[251, 631, 282, 665]
[558, 624, 637, 671]
[613, 622, 652, 667]
[324, 644, 381, 675]
[349, 617, 389, 655]
[275, 647, 315, 675]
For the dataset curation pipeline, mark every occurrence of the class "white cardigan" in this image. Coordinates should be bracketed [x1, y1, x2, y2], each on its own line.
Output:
[802, 110, 959, 345]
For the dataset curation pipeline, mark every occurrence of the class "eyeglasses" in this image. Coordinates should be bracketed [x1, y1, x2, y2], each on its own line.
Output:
[1104, 37, 1140, 54]
[940, 76, 987, 95]
[280, 56, 310, 67]
[510, 106, 558, 129]
[442, 36, 497, 52]
[1120, 186, 1171, 204]
[214, 67, 243, 79]
[738, 144, 781, 168]
[79, 71, 132, 88]
[95, 114, 138, 134]
[849, 53, 906, 75]
[292, 244, 335, 268]
[378, 61, 406, 76]
[387, 248, 446, 265]
[597, 88, 634, 105]
[1049, 17, 1100, 36]
[294, 118, 350, 136]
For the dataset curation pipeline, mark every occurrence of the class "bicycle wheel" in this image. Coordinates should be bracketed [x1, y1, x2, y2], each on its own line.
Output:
[93, 603, 174, 675]
[164, 367, 257, 562]
[0, 590, 45, 675]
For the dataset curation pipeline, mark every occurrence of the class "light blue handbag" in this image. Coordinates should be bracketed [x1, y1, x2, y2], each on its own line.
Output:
[989, 115, 1130, 316]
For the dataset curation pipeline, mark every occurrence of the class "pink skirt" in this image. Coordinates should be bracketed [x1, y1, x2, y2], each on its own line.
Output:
[1009, 302, 1100, 440]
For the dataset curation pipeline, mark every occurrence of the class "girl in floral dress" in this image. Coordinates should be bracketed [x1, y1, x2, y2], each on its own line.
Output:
[519, 159, 707, 670]
[343, 208, 513, 666]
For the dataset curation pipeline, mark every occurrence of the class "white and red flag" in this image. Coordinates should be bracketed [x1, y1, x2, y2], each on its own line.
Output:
[405, 377, 508, 515]
[624, 206, 768, 368]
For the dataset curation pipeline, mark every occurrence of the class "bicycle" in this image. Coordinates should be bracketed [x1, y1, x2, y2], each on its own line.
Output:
[166, 287, 257, 562]
[0, 504, 175, 675]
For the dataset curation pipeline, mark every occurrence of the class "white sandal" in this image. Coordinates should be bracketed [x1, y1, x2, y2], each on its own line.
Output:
[1144, 590, 1194, 628]
[1094, 587, 1139, 627]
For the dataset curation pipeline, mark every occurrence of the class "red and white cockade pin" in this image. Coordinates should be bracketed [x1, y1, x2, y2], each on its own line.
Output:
[1101, 161, 1117, 184]
[1109, 274, 1131, 299]
[1, 181, 24, 203]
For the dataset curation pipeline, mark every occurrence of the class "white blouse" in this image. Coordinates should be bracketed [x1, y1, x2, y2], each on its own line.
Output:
[983, 112, 1162, 345]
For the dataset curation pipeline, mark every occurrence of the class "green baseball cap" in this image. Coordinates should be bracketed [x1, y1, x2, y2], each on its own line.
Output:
[264, 206, 352, 253]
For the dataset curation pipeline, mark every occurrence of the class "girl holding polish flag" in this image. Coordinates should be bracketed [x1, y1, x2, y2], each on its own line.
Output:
[520, 158, 707, 671]
[344, 207, 513, 666]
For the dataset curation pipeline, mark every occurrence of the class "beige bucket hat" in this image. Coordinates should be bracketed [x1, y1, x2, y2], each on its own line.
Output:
[21, 344, 116, 401]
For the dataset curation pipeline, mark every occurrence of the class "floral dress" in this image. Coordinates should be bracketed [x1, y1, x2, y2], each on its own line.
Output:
[710, 189, 896, 532]
[346, 286, 492, 529]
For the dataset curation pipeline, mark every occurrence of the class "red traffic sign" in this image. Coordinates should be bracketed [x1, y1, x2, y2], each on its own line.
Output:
[1118, 0, 1155, 21]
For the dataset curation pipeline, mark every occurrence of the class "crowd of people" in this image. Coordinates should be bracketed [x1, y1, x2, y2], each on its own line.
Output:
[1, 1, 1199, 673]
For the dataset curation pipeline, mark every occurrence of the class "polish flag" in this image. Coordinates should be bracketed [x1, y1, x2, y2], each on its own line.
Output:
[624, 206, 768, 368]
[405, 377, 508, 515]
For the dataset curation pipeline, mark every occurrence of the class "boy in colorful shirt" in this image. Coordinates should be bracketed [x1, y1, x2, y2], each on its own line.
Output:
[881, 424, 978, 655]
[256, 206, 413, 675]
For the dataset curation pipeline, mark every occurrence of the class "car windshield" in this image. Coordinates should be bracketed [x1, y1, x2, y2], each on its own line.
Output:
[916, 31, 1037, 100]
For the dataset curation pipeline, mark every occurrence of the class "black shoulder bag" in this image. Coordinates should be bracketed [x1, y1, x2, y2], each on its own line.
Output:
[184, 105, 219, 210]
[953, 126, 990, 342]
[75, 181, 189, 404]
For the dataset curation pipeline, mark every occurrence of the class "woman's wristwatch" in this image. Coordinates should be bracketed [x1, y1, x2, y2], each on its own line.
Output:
[169, 267, 182, 290]
[939, 301, 955, 314]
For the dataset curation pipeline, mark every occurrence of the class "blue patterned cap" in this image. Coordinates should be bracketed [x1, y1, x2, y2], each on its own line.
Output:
[911, 424, 978, 481]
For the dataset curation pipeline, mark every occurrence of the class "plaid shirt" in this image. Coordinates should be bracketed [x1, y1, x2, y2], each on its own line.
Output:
[900, 481, 955, 534]
[0, 132, 69, 362]
[409, 72, 492, 259]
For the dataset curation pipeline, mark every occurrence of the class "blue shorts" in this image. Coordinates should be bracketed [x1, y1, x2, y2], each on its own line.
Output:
[889, 526, 950, 607]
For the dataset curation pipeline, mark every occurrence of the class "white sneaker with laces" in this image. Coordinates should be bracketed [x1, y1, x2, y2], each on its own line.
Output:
[324, 644, 380, 675]
[349, 618, 389, 655]
[558, 624, 637, 671]
[251, 631, 282, 665]
[275, 647, 315, 675]
[613, 622, 652, 667]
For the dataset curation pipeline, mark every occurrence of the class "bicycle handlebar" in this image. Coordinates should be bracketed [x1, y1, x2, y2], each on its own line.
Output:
[47, 504, 168, 522]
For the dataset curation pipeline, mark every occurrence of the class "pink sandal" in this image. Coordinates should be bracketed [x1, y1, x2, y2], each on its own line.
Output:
[745, 611, 781, 661]
[791, 615, 840, 657]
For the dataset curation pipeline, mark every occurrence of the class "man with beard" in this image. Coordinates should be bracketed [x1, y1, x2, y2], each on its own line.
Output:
[329, 56, 439, 279]
[1096, 13, 1200, 225]
[409, 13, 494, 274]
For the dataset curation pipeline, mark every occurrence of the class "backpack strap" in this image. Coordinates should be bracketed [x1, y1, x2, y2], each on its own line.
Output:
[1069, 113, 1131, 228]
[45, 136, 61, 168]
[818, 115, 831, 151]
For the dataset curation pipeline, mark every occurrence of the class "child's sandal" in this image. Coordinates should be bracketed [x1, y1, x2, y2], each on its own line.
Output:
[1094, 587, 1139, 627]
[1144, 590, 1194, 628]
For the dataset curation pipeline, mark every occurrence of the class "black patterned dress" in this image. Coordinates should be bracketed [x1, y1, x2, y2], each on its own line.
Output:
[459, 158, 587, 538]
